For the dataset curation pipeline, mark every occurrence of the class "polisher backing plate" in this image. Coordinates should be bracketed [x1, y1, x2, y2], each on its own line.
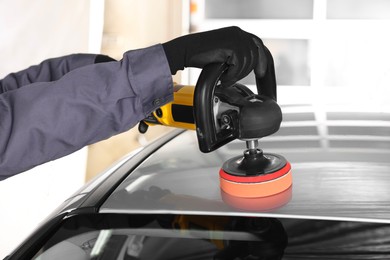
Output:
[219, 154, 292, 198]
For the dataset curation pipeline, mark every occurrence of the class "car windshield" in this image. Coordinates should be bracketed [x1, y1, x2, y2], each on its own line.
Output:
[32, 213, 390, 260]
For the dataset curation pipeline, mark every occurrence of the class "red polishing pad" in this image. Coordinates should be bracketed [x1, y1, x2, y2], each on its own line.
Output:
[221, 185, 292, 211]
[219, 154, 292, 198]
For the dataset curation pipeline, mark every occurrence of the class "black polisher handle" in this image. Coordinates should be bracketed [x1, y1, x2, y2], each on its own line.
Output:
[194, 50, 278, 153]
[256, 47, 277, 101]
[194, 63, 236, 153]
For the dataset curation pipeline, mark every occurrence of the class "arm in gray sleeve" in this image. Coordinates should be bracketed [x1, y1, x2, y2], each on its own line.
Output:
[0, 44, 173, 180]
[0, 53, 102, 93]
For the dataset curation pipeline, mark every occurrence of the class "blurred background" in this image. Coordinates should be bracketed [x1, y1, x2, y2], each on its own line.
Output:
[0, 0, 390, 258]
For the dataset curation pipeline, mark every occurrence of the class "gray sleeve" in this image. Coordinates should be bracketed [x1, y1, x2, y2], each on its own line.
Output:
[0, 44, 173, 180]
[0, 53, 98, 93]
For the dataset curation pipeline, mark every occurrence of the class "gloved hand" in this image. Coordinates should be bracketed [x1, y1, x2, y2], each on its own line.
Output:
[162, 26, 268, 86]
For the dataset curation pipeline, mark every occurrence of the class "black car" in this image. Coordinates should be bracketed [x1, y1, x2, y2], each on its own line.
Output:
[6, 100, 390, 259]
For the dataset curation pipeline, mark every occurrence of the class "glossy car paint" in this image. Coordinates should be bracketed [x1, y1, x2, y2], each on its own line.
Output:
[6, 106, 390, 259]
[102, 107, 390, 223]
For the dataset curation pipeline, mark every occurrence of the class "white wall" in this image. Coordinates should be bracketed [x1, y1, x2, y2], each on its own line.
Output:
[0, 0, 104, 258]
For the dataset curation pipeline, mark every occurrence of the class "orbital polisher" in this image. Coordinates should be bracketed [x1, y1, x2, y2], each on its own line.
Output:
[140, 54, 292, 199]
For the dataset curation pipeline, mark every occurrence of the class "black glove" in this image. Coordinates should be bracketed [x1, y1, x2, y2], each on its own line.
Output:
[162, 26, 268, 86]
[94, 54, 116, 63]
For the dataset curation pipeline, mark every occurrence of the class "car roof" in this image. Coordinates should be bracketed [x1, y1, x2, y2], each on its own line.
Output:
[100, 105, 390, 223]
